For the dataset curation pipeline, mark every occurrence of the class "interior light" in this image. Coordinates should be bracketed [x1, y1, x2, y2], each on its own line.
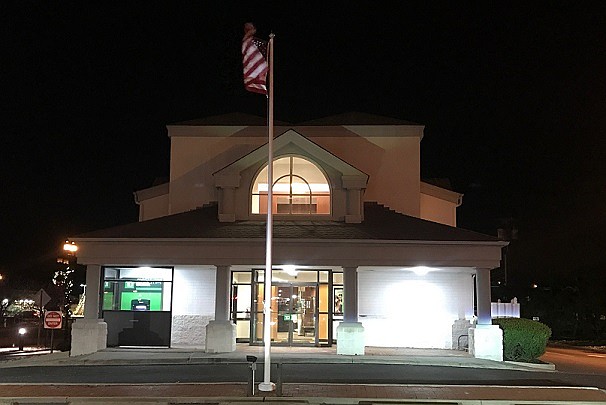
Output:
[410, 266, 432, 276]
[282, 265, 298, 277]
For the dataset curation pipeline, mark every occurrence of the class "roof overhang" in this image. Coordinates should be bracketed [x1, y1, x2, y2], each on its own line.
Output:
[71, 237, 506, 269]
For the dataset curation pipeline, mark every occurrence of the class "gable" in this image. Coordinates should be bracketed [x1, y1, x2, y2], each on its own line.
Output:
[213, 129, 368, 180]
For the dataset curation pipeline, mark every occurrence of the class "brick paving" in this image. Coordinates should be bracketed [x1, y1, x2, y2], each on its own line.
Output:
[0, 383, 605, 402]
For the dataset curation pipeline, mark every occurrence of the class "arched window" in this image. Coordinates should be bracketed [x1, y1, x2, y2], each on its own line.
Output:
[252, 156, 330, 215]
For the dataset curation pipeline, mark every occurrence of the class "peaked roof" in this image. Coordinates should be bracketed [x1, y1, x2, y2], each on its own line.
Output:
[170, 112, 292, 127]
[213, 129, 368, 178]
[75, 203, 499, 243]
[169, 112, 419, 127]
[298, 112, 420, 126]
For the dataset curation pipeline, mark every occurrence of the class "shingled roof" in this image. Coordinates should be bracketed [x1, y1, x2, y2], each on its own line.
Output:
[76, 203, 498, 243]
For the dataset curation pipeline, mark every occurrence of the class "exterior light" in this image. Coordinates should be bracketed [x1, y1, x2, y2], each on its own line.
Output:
[63, 241, 78, 253]
[18, 328, 26, 351]
[410, 266, 431, 276]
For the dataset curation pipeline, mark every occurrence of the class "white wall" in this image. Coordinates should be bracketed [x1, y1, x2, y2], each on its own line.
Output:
[171, 266, 216, 347]
[358, 269, 474, 349]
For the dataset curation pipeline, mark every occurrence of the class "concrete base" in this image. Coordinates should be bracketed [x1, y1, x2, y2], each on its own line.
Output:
[205, 320, 236, 353]
[70, 319, 107, 357]
[469, 324, 503, 361]
[336, 322, 365, 355]
[451, 318, 472, 350]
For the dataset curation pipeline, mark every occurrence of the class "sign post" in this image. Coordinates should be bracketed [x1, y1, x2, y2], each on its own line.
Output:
[44, 310, 63, 353]
[33, 289, 51, 347]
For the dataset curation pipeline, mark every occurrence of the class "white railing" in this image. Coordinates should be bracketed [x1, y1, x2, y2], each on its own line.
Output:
[491, 297, 520, 318]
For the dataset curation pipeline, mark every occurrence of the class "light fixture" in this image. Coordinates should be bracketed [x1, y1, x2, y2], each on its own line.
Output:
[63, 241, 78, 253]
[410, 266, 431, 276]
[282, 265, 298, 277]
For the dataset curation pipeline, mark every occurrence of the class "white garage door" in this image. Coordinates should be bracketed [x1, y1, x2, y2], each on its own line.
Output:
[358, 270, 473, 349]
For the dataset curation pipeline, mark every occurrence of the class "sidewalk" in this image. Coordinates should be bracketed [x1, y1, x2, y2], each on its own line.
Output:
[1, 345, 605, 404]
[0, 344, 555, 371]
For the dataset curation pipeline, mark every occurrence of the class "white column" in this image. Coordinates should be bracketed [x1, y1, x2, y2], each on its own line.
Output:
[205, 265, 236, 353]
[337, 266, 364, 355]
[83, 264, 101, 319]
[71, 264, 107, 357]
[343, 266, 358, 322]
[475, 268, 492, 325]
[214, 265, 231, 321]
[468, 267, 503, 361]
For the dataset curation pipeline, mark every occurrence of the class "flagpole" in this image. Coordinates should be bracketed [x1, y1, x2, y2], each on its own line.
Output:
[258, 32, 275, 393]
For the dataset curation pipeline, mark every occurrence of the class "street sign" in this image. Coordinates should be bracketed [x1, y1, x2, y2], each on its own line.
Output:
[32, 289, 51, 308]
[44, 311, 63, 329]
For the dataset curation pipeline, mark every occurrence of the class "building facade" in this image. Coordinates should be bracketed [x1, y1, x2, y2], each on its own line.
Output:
[70, 112, 505, 360]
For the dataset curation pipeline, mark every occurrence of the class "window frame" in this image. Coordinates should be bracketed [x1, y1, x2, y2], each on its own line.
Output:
[250, 155, 332, 218]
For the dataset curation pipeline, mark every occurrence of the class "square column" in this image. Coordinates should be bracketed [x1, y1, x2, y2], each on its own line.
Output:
[337, 266, 364, 355]
[468, 267, 503, 361]
[71, 264, 107, 357]
[206, 265, 236, 353]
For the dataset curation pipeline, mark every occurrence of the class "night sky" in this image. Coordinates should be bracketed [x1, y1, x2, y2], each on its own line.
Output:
[2, 3, 606, 288]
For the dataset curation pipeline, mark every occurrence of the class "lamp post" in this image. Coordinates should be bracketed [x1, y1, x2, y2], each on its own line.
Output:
[18, 327, 26, 351]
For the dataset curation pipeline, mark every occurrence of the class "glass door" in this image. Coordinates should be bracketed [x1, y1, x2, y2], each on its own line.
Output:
[275, 284, 317, 345]
[292, 285, 317, 344]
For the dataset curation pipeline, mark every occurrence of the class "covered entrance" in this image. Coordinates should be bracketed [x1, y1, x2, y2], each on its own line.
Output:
[232, 268, 340, 346]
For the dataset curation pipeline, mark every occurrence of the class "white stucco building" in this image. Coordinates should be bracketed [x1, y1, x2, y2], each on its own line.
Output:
[70, 112, 505, 360]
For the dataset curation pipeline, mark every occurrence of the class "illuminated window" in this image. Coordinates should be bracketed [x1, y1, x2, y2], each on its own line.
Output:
[252, 156, 330, 215]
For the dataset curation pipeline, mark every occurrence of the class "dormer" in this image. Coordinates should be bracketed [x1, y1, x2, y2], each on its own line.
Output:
[213, 130, 368, 223]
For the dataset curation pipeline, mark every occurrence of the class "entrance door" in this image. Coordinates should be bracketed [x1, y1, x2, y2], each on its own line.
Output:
[275, 284, 317, 345]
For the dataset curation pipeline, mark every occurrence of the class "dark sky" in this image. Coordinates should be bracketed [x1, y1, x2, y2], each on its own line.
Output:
[2, 3, 606, 287]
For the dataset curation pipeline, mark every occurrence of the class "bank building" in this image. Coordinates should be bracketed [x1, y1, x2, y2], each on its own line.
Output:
[70, 112, 505, 361]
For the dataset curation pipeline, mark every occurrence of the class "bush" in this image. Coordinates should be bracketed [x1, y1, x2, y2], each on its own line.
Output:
[493, 318, 552, 362]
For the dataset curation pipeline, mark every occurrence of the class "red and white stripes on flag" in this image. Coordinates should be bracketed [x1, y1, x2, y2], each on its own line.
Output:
[242, 23, 269, 95]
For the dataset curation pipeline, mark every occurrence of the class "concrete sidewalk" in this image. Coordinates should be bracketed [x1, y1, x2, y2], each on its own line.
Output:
[0, 344, 555, 371]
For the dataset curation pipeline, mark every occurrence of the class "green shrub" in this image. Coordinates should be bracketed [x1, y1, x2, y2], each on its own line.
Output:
[493, 318, 552, 362]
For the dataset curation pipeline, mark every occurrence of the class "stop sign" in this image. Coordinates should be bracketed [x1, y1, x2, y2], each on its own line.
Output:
[44, 311, 63, 329]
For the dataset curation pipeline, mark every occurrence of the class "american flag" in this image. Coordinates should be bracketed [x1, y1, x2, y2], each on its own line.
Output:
[242, 23, 269, 95]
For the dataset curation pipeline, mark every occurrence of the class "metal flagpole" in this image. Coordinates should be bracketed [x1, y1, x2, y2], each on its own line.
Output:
[258, 32, 276, 392]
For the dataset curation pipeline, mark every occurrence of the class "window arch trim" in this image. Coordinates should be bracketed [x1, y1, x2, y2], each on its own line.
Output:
[251, 155, 331, 216]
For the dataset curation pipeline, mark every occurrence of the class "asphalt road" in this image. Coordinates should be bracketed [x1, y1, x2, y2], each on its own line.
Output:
[542, 346, 606, 374]
[0, 362, 604, 389]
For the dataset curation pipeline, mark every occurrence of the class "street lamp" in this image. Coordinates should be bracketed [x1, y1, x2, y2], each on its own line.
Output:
[18, 327, 26, 351]
[63, 241, 78, 253]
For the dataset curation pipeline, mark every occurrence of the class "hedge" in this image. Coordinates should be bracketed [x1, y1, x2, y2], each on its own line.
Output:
[493, 318, 552, 362]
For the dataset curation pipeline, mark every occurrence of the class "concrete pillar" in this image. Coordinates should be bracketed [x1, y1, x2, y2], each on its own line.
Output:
[214, 265, 231, 321]
[83, 264, 101, 319]
[342, 266, 358, 322]
[206, 265, 236, 353]
[71, 264, 107, 357]
[469, 267, 503, 361]
[337, 266, 364, 355]
[475, 268, 492, 325]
